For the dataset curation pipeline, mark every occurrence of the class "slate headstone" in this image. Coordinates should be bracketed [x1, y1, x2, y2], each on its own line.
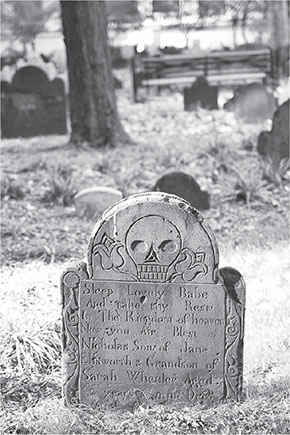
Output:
[74, 186, 123, 219]
[1, 65, 67, 138]
[184, 77, 218, 111]
[61, 192, 246, 409]
[153, 172, 210, 210]
[224, 82, 276, 123]
[258, 99, 289, 164]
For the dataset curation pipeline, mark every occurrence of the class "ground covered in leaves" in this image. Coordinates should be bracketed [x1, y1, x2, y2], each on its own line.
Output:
[1, 82, 289, 434]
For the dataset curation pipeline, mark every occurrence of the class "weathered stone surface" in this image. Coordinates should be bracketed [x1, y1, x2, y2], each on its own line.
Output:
[1, 66, 67, 138]
[74, 186, 123, 218]
[12, 65, 50, 95]
[224, 82, 276, 123]
[153, 172, 210, 210]
[184, 77, 218, 111]
[258, 99, 289, 164]
[257, 131, 271, 158]
[61, 192, 245, 409]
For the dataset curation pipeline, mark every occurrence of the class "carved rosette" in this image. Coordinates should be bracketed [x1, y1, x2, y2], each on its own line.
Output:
[220, 267, 246, 401]
[61, 261, 88, 405]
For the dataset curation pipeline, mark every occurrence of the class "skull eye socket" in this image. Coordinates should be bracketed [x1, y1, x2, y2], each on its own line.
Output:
[131, 240, 148, 253]
[159, 240, 178, 253]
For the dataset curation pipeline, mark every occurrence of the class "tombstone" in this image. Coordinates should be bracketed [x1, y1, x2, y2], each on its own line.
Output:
[74, 186, 123, 219]
[61, 192, 245, 409]
[224, 82, 276, 123]
[153, 172, 210, 210]
[258, 99, 289, 164]
[184, 77, 218, 111]
[1, 66, 67, 138]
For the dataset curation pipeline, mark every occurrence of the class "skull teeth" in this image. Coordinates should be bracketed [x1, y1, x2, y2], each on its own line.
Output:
[137, 264, 168, 281]
[138, 265, 167, 273]
[138, 272, 166, 281]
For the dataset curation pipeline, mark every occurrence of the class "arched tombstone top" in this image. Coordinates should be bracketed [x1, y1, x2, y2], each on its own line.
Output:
[87, 192, 219, 283]
[12, 66, 50, 95]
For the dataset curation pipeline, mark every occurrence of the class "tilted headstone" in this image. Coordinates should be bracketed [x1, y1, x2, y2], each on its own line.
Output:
[258, 99, 289, 164]
[61, 192, 245, 409]
[224, 82, 276, 123]
[1, 65, 67, 138]
[184, 77, 218, 111]
[74, 186, 123, 219]
[153, 172, 210, 210]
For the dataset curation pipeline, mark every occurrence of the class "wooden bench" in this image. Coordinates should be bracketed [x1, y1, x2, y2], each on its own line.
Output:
[131, 49, 273, 101]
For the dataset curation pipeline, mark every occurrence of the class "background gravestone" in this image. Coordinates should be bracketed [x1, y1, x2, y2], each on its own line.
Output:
[61, 192, 245, 409]
[184, 77, 218, 111]
[1, 65, 67, 138]
[258, 99, 289, 164]
[74, 186, 123, 219]
[153, 172, 210, 210]
[224, 82, 276, 123]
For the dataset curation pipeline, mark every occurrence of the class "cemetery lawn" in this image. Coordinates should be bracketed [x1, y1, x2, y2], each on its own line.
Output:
[1, 89, 290, 434]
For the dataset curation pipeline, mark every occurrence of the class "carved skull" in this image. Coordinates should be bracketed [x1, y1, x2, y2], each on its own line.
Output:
[126, 215, 181, 282]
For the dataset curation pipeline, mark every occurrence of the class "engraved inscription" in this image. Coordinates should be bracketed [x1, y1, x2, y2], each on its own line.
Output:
[79, 281, 226, 407]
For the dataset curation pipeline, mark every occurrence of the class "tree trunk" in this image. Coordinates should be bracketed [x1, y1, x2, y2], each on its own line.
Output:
[60, 1, 129, 147]
[232, 15, 238, 48]
[269, 0, 288, 50]
[22, 41, 28, 57]
[269, 0, 289, 80]
[241, 4, 248, 45]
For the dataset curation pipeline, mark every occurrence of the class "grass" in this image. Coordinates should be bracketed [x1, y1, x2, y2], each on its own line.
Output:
[3, 325, 61, 373]
[41, 162, 77, 206]
[261, 156, 290, 187]
[230, 163, 269, 205]
[1, 393, 289, 434]
[1, 173, 26, 200]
